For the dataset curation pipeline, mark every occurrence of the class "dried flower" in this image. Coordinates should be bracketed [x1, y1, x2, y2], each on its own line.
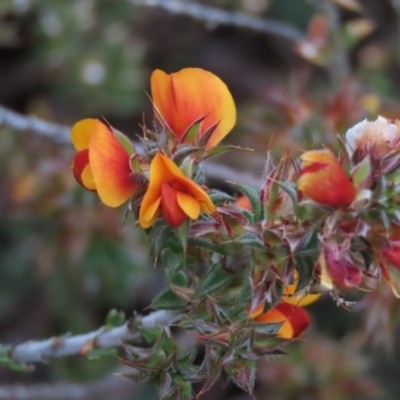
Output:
[346, 116, 400, 163]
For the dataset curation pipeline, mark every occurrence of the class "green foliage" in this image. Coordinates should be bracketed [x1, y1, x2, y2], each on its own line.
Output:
[238, 184, 263, 223]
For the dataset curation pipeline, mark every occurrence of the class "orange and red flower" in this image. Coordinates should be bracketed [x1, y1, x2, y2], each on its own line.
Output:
[250, 302, 310, 340]
[139, 152, 215, 228]
[71, 118, 139, 207]
[151, 68, 236, 149]
[249, 272, 320, 339]
[298, 149, 357, 207]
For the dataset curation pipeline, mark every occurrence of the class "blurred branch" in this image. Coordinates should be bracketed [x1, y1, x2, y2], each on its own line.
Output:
[129, 0, 305, 41]
[0, 371, 136, 400]
[320, 1, 351, 83]
[0, 104, 261, 186]
[0, 105, 70, 144]
[10, 310, 180, 364]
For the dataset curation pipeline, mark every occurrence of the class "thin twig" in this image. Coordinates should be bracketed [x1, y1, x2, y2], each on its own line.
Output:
[9, 310, 180, 364]
[129, 0, 304, 41]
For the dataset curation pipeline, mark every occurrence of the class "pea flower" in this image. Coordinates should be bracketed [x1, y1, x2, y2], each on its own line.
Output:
[71, 118, 139, 207]
[151, 68, 236, 149]
[250, 302, 310, 340]
[249, 273, 320, 339]
[298, 149, 357, 207]
[346, 116, 400, 163]
[321, 243, 362, 289]
[139, 152, 215, 228]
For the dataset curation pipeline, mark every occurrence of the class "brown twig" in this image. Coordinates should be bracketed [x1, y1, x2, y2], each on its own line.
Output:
[129, 0, 305, 41]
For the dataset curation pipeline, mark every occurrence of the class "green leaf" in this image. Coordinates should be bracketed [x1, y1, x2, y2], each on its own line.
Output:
[293, 255, 315, 292]
[236, 234, 265, 249]
[194, 263, 232, 298]
[234, 260, 254, 313]
[204, 145, 232, 159]
[294, 227, 319, 257]
[111, 128, 134, 155]
[251, 322, 283, 335]
[188, 238, 232, 256]
[183, 120, 203, 144]
[161, 249, 183, 273]
[105, 309, 126, 328]
[277, 181, 298, 207]
[177, 219, 189, 255]
[151, 289, 186, 310]
[238, 184, 263, 223]
[86, 347, 117, 361]
[208, 189, 235, 205]
[293, 227, 319, 291]
[139, 326, 163, 344]
[352, 156, 371, 188]
[171, 271, 188, 287]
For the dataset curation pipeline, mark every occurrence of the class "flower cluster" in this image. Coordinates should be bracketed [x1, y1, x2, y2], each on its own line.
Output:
[71, 68, 236, 228]
[70, 68, 400, 397]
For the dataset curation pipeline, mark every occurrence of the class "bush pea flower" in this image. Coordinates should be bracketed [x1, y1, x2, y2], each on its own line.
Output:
[249, 273, 320, 339]
[139, 152, 215, 228]
[71, 118, 140, 207]
[346, 116, 400, 163]
[151, 68, 236, 149]
[249, 302, 310, 340]
[298, 149, 357, 208]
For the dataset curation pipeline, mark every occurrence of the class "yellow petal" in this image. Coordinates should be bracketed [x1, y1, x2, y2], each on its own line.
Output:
[141, 197, 162, 229]
[71, 119, 98, 151]
[177, 191, 201, 220]
[81, 164, 96, 191]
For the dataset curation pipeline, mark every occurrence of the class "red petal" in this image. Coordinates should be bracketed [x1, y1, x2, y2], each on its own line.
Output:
[274, 302, 310, 338]
[324, 245, 362, 288]
[161, 183, 187, 227]
[383, 246, 400, 271]
[72, 149, 96, 192]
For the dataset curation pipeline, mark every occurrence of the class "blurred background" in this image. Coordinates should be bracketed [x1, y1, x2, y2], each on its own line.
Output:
[1, 0, 400, 399]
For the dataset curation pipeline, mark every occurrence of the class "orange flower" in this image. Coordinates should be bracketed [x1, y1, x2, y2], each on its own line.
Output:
[249, 272, 320, 339]
[139, 152, 215, 228]
[250, 302, 310, 340]
[151, 68, 236, 149]
[298, 150, 357, 207]
[71, 119, 139, 207]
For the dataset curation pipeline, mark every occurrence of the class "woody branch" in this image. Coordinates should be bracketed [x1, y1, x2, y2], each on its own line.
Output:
[129, 0, 305, 41]
[9, 310, 180, 364]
